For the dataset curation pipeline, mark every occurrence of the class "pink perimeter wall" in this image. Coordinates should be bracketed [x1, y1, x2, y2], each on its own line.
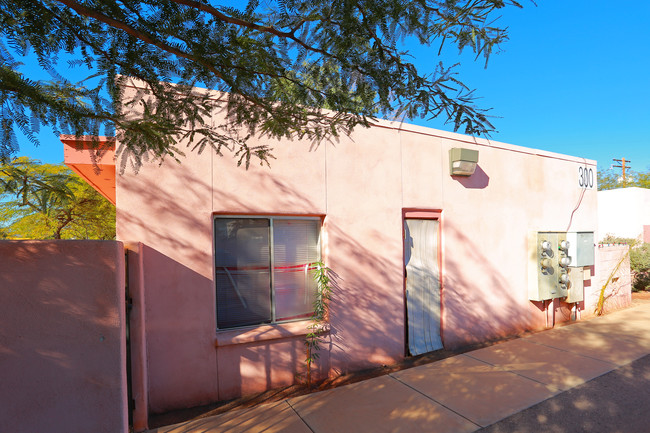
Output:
[583, 245, 632, 317]
[115, 84, 599, 415]
[0, 240, 127, 433]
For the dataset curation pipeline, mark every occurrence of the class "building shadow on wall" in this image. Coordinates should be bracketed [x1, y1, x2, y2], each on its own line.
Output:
[208, 167, 402, 379]
[120, 157, 647, 428]
[117, 164, 216, 269]
[135, 245, 219, 413]
[324, 224, 405, 375]
[211, 169, 403, 380]
[454, 165, 489, 189]
[118, 154, 636, 416]
[439, 224, 635, 349]
[441, 223, 540, 348]
[119, 165, 332, 410]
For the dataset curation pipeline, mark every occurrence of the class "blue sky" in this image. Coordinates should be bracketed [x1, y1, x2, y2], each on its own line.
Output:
[16, 1, 650, 173]
[418, 0, 650, 173]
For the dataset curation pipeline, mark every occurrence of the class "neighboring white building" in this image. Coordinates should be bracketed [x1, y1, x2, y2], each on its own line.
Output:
[598, 187, 650, 242]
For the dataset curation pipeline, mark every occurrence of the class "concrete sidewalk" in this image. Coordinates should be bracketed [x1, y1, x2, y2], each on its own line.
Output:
[147, 301, 650, 433]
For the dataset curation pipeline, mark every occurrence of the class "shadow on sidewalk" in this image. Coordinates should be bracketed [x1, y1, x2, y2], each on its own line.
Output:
[150, 291, 650, 430]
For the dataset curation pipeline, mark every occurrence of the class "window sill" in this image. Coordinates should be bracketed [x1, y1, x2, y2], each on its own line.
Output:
[215, 321, 330, 347]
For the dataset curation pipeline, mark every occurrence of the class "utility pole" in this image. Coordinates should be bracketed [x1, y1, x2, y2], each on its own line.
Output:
[612, 158, 631, 185]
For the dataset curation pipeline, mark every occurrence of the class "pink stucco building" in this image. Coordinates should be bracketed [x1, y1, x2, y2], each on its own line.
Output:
[63, 84, 610, 429]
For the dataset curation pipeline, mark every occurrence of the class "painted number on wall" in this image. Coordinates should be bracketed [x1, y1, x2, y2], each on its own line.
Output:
[578, 166, 594, 189]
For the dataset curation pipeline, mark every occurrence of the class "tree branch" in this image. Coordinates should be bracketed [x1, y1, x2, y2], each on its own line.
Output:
[167, 0, 297, 39]
[166, 0, 352, 68]
[54, 0, 226, 80]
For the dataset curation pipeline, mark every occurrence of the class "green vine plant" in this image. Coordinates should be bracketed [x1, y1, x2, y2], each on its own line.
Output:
[303, 261, 333, 388]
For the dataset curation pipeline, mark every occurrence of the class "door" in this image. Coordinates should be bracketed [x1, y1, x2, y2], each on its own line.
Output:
[404, 218, 443, 355]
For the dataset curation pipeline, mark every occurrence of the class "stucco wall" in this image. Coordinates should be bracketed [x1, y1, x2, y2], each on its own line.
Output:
[0, 240, 127, 433]
[598, 187, 650, 241]
[115, 83, 598, 414]
[582, 245, 632, 317]
[117, 123, 598, 414]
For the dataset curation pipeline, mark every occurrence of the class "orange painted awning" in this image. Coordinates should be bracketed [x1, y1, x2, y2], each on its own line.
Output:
[60, 135, 116, 205]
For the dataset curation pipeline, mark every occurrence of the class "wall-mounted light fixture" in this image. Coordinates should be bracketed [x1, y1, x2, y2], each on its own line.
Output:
[449, 147, 479, 176]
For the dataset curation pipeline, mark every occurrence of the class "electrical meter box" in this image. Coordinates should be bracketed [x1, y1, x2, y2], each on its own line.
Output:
[567, 232, 595, 267]
[566, 266, 584, 303]
[528, 232, 571, 301]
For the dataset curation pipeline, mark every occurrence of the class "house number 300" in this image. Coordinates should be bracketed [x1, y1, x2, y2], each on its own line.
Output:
[578, 166, 594, 189]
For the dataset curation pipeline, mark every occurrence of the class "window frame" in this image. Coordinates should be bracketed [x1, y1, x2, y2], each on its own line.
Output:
[213, 215, 322, 330]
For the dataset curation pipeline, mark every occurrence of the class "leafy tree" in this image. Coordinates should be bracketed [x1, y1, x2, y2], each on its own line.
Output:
[597, 168, 620, 191]
[0, 157, 115, 239]
[1, 0, 523, 168]
[637, 171, 650, 189]
[598, 168, 650, 190]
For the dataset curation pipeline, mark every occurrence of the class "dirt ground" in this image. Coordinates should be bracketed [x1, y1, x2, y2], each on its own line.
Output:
[149, 290, 650, 429]
[632, 290, 650, 302]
